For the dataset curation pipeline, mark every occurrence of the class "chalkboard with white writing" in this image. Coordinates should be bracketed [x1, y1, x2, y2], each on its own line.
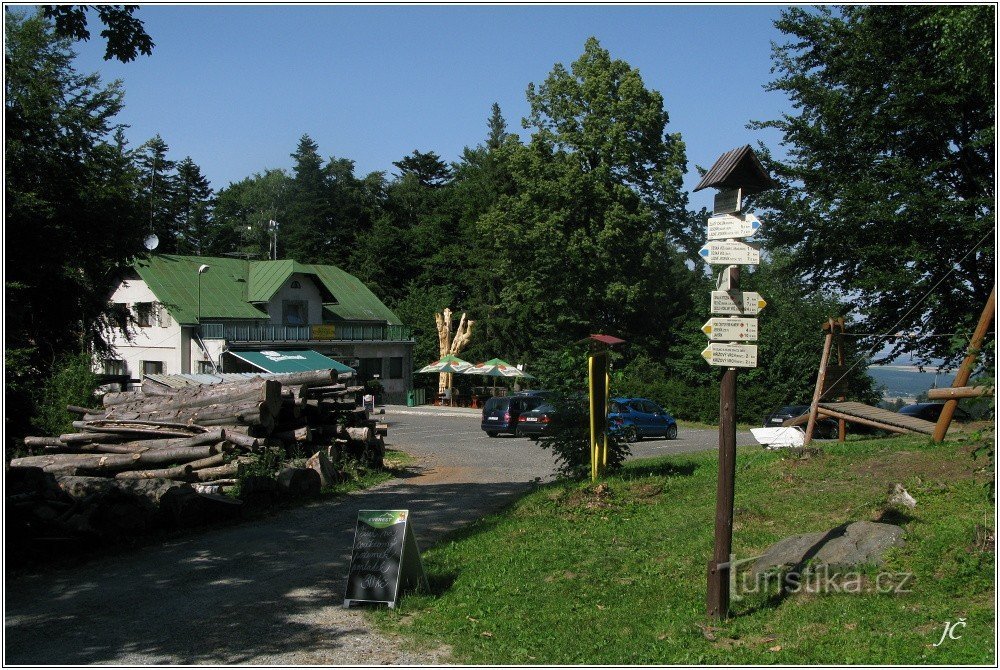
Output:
[343, 509, 426, 608]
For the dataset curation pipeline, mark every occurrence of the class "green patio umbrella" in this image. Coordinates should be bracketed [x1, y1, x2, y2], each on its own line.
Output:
[415, 354, 473, 374]
[462, 357, 535, 395]
[415, 354, 473, 404]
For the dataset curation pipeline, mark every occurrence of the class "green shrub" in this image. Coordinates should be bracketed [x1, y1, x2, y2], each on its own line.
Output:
[538, 392, 629, 479]
[35, 352, 100, 438]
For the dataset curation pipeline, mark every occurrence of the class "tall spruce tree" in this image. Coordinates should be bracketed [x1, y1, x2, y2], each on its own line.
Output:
[282, 134, 333, 263]
[753, 5, 995, 368]
[133, 134, 179, 252]
[174, 156, 215, 255]
[5, 10, 145, 444]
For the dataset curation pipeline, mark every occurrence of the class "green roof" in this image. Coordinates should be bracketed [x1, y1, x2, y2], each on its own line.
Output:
[134, 254, 401, 326]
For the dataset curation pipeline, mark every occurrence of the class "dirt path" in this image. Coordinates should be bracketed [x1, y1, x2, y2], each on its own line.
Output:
[4, 448, 538, 664]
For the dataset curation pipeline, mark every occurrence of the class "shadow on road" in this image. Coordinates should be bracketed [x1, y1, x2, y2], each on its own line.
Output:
[4, 479, 532, 665]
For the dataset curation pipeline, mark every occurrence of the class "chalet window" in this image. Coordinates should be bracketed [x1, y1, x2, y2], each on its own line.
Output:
[104, 359, 127, 376]
[389, 357, 403, 379]
[158, 303, 171, 327]
[282, 300, 309, 325]
[358, 357, 382, 381]
[135, 302, 154, 327]
[290, 280, 301, 289]
[141, 360, 164, 375]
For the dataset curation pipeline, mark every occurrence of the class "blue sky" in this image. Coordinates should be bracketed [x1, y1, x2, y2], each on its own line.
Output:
[61, 3, 794, 212]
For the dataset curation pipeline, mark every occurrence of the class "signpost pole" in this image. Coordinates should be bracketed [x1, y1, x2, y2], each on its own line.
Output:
[695, 145, 774, 621]
[707, 265, 739, 619]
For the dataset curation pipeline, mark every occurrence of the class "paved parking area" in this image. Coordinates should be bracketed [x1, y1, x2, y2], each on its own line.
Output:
[382, 404, 758, 482]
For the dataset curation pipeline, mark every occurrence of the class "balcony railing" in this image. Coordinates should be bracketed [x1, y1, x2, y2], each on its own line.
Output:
[198, 322, 412, 343]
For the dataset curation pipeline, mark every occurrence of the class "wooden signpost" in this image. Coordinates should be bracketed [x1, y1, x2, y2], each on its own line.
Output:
[710, 290, 767, 315]
[344, 509, 428, 609]
[693, 145, 775, 620]
[702, 317, 759, 342]
[707, 213, 761, 240]
[713, 187, 741, 215]
[698, 240, 761, 265]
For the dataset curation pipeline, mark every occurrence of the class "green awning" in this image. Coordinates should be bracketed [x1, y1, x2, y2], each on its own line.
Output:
[227, 349, 355, 375]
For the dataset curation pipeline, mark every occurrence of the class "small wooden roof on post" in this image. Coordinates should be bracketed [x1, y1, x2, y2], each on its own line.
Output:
[693, 144, 776, 195]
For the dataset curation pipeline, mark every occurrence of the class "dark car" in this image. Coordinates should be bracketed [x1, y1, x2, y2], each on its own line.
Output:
[608, 397, 677, 442]
[481, 395, 546, 437]
[899, 402, 971, 422]
[515, 403, 558, 439]
[762, 405, 839, 439]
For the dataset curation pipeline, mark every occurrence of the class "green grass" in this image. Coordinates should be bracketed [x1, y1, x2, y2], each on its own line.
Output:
[320, 449, 414, 496]
[372, 436, 995, 664]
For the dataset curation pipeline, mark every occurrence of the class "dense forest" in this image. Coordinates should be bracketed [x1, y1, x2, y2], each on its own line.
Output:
[5, 6, 994, 451]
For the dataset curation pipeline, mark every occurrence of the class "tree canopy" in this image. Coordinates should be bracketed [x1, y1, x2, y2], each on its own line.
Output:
[753, 5, 995, 369]
[42, 4, 154, 62]
[11, 18, 964, 447]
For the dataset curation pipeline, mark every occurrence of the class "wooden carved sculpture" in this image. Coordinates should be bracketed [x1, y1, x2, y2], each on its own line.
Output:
[434, 308, 474, 394]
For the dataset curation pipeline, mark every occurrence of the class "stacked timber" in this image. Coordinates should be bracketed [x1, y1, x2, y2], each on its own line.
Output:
[8, 370, 387, 541]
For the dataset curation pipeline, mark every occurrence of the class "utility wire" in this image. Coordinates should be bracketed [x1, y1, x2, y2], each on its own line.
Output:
[817, 226, 996, 401]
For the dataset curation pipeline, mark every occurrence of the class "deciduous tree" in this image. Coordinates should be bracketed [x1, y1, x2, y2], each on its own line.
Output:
[752, 5, 995, 369]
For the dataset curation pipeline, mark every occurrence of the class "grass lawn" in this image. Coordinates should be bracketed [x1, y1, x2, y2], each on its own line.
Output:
[373, 435, 995, 664]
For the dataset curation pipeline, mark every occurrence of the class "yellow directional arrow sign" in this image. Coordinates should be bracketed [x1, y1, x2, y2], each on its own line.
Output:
[710, 290, 767, 316]
[702, 317, 758, 341]
[701, 343, 758, 368]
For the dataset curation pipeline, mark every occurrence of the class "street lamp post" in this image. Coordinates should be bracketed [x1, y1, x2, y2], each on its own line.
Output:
[198, 264, 210, 325]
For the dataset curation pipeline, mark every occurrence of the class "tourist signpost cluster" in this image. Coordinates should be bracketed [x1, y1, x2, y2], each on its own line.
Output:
[693, 146, 775, 620]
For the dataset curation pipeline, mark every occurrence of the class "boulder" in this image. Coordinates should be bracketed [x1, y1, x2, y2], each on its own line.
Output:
[752, 521, 905, 575]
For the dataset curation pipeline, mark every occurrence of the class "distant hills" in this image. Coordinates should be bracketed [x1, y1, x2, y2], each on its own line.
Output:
[867, 365, 957, 399]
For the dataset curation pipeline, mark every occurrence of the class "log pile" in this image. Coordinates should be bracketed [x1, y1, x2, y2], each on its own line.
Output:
[7, 370, 387, 543]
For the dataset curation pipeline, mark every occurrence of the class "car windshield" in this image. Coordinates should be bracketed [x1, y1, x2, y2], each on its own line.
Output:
[534, 404, 556, 413]
[484, 398, 506, 412]
[778, 406, 807, 415]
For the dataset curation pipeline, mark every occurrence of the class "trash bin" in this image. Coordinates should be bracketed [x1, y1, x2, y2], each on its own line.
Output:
[406, 389, 416, 407]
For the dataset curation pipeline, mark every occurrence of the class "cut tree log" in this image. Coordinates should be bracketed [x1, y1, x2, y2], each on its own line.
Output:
[93, 380, 283, 420]
[926, 385, 995, 400]
[58, 432, 132, 444]
[223, 429, 259, 450]
[186, 452, 228, 471]
[23, 436, 67, 448]
[10, 445, 224, 475]
[191, 462, 243, 482]
[115, 463, 194, 480]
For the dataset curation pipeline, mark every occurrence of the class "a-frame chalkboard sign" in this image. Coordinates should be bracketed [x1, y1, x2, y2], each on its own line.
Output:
[343, 509, 428, 608]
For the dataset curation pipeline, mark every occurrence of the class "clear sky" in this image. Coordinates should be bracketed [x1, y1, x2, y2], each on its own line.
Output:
[60, 3, 794, 212]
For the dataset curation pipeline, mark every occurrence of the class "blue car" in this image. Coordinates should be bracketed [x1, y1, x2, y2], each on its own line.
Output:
[608, 397, 678, 442]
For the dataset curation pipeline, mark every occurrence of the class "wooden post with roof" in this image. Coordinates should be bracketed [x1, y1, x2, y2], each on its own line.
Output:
[693, 145, 775, 620]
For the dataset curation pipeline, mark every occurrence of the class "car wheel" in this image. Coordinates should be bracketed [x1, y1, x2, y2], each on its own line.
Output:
[623, 426, 639, 443]
[486, 432, 498, 438]
[665, 425, 677, 440]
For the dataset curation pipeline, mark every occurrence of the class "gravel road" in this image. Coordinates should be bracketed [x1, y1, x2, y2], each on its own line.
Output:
[5, 406, 752, 664]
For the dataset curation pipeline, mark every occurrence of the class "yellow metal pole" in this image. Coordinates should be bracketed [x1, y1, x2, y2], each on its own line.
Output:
[589, 355, 597, 482]
[602, 368, 610, 468]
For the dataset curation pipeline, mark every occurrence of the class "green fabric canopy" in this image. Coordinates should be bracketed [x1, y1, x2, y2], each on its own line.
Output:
[227, 349, 354, 375]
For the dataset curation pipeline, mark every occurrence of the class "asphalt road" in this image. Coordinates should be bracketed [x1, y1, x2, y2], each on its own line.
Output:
[384, 404, 758, 479]
[4, 406, 754, 664]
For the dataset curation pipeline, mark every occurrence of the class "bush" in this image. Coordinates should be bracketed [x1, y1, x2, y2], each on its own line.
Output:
[538, 392, 629, 479]
[613, 353, 719, 423]
[35, 352, 100, 438]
